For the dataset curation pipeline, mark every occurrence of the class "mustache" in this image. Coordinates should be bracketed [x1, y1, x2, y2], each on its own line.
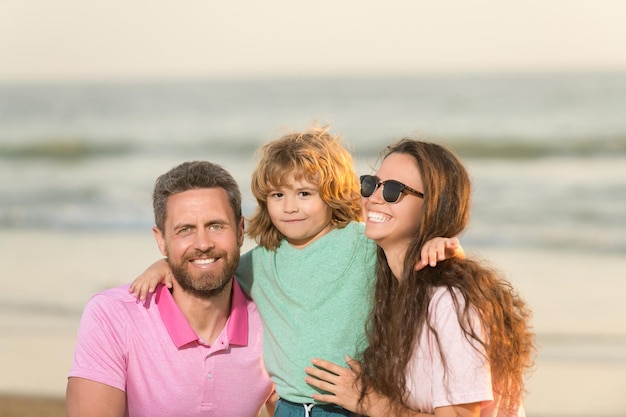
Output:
[186, 249, 226, 259]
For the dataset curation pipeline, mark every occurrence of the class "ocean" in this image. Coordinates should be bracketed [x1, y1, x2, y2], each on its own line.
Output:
[1, 72, 625, 414]
[2, 72, 626, 253]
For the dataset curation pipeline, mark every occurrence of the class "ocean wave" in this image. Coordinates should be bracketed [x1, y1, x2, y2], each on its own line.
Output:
[357, 135, 626, 159]
[3, 135, 626, 160]
[0, 138, 134, 159]
[447, 136, 626, 158]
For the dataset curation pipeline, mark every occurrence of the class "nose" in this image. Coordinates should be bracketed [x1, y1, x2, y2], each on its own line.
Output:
[283, 195, 299, 213]
[194, 228, 215, 252]
[367, 184, 385, 204]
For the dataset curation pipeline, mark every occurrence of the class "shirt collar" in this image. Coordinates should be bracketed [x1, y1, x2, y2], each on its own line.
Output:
[155, 278, 249, 348]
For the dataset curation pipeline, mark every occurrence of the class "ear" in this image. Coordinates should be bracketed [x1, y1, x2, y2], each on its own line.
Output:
[237, 217, 245, 248]
[153, 226, 168, 257]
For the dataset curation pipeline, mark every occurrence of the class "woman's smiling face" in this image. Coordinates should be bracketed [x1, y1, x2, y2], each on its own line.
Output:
[362, 152, 425, 255]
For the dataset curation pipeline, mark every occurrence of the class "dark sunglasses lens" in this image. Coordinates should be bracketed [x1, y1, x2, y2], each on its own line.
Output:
[360, 176, 377, 197]
[382, 180, 403, 202]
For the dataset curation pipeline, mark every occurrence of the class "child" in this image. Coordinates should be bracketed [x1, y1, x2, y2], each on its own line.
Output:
[131, 127, 461, 416]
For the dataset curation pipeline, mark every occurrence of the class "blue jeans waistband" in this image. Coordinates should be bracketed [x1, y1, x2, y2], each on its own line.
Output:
[276, 398, 353, 417]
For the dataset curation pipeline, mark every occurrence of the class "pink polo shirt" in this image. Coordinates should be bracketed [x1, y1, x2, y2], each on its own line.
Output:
[69, 280, 274, 417]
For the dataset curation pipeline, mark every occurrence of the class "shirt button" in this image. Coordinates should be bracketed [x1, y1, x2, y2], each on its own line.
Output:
[206, 372, 212, 379]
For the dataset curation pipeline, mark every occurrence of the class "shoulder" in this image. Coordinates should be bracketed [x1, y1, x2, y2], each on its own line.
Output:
[86, 284, 135, 306]
[428, 287, 467, 320]
[350, 221, 375, 244]
[236, 246, 264, 290]
[344, 220, 365, 235]
[428, 286, 483, 338]
[82, 284, 145, 319]
[333, 221, 373, 247]
[75, 285, 142, 347]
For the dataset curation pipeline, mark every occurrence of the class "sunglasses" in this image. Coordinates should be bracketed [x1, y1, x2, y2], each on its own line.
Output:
[360, 175, 424, 203]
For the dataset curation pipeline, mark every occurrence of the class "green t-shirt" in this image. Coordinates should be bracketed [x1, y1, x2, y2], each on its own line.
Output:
[236, 221, 377, 403]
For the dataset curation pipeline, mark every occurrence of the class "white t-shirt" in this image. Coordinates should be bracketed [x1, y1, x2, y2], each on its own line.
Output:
[404, 287, 525, 417]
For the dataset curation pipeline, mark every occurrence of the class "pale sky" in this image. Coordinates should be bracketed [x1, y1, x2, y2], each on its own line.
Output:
[1, 0, 625, 82]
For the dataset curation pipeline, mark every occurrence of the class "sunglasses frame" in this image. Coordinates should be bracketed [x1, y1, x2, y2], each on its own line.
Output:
[359, 175, 424, 203]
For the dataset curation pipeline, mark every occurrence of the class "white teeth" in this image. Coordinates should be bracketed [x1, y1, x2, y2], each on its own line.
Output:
[193, 258, 216, 264]
[367, 212, 390, 223]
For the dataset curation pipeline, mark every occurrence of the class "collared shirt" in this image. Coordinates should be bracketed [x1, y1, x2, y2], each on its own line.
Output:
[69, 279, 273, 417]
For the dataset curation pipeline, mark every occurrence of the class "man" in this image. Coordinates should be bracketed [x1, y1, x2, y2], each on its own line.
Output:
[66, 161, 276, 417]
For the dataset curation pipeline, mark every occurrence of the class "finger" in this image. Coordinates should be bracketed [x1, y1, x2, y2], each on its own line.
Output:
[129, 284, 145, 301]
[414, 256, 428, 271]
[304, 366, 336, 383]
[137, 284, 147, 301]
[304, 376, 337, 394]
[446, 237, 459, 249]
[344, 356, 362, 373]
[165, 272, 174, 288]
[419, 246, 433, 267]
[311, 393, 339, 404]
[140, 285, 152, 301]
[429, 245, 439, 266]
[437, 241, 446, 260]
[310, 358, 345, 375]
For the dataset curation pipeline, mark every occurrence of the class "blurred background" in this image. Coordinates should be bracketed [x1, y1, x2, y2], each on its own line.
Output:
[1, 1, 625, 416]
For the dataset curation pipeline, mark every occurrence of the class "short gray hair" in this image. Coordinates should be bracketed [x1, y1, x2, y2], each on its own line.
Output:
[152, 160, 242, 231]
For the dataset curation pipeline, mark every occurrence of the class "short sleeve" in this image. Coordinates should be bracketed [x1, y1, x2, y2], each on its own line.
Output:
[429, 288, 493, 408]
[68, 293, 129, 392]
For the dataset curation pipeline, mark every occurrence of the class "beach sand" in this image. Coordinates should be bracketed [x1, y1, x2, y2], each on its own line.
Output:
[0, 394, 66, 417]
[1, 230, 625, 416]
[0, 394, 270, 417]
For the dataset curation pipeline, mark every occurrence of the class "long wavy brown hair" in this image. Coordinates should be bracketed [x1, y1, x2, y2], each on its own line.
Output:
[246, 126, 362, 250]
[358, 139, 535, 414]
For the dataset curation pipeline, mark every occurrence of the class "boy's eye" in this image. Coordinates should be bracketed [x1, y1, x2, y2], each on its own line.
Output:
[299, 191, 311, 197]
[269, 192, 283, 198]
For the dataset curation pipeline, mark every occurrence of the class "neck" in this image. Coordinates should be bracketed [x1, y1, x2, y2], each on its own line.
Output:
[287, 222, 334, 249]
[381, 245, 406, 281]
[171, 279, 233, 344]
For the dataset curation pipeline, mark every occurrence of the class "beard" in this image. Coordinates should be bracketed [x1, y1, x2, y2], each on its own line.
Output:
[168, 248, 240, 299]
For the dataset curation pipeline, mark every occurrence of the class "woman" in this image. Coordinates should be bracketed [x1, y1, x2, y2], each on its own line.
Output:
[305, 139, 535, 417]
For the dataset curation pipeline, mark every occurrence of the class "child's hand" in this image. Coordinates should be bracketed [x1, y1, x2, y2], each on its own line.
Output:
[415, 237, 464, 271]
[128, 258, 174, 301]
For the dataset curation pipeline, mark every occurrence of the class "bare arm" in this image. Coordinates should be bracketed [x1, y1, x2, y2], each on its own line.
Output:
[304, 357, 480, 417]
[263, 390, 279, 416]
[66, 377, 126, 417]
[128, 258, 174, 301]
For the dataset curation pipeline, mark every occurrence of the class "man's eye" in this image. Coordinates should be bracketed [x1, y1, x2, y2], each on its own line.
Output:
[210, 224, 223, 231]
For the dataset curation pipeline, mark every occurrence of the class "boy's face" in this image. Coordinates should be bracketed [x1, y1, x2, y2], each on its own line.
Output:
[266, 176, 333, 249]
